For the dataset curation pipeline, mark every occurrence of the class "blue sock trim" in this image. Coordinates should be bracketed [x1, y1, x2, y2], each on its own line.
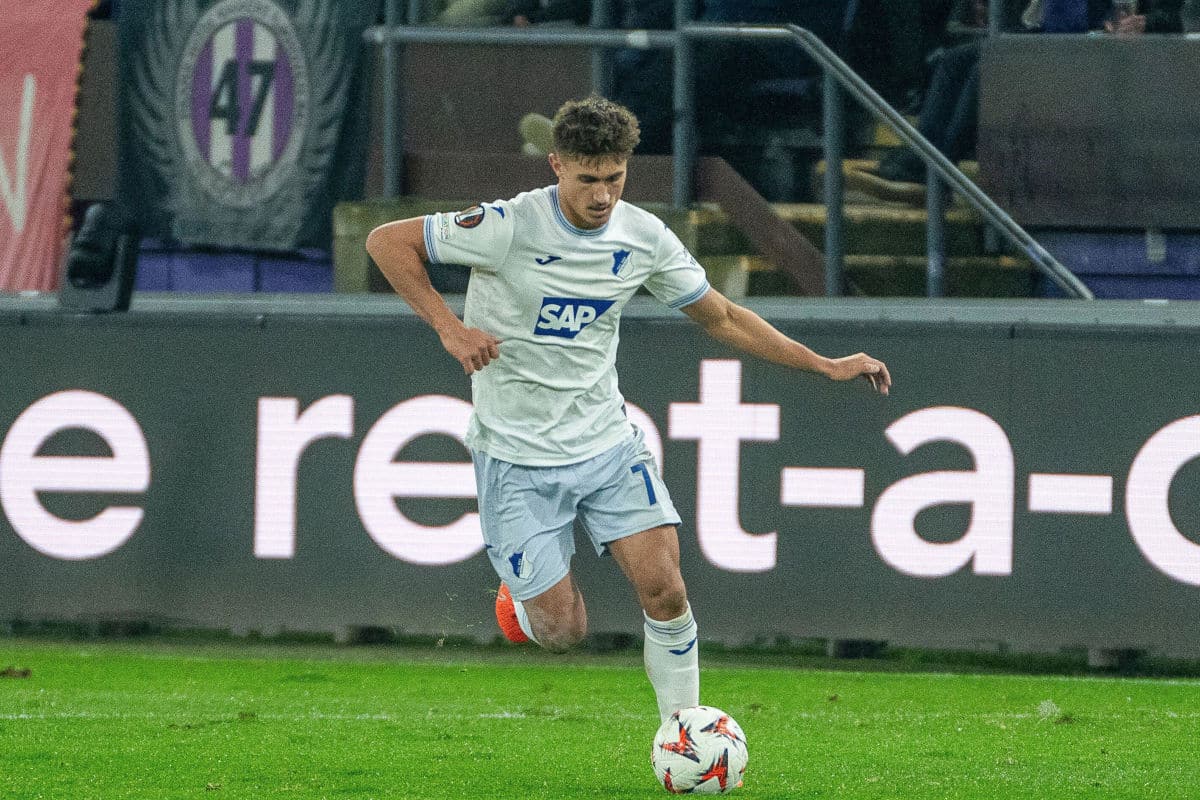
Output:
[644, 605, 694, 638]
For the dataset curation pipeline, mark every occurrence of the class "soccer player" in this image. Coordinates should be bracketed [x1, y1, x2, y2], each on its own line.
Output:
[365, 96, 891, 722]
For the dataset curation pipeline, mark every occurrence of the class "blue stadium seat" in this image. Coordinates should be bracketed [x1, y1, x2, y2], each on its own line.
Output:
[1036, 231, 1200, 300]
[135, 242, 332, 293]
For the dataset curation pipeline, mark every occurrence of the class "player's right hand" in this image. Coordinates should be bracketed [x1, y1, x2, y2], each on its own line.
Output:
[440, 325, 501, 375]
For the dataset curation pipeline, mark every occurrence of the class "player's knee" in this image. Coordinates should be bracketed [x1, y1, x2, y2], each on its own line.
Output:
[536, 617, 587, 653]
[526, 582, 588, 652]
[642, 576, 688, 621]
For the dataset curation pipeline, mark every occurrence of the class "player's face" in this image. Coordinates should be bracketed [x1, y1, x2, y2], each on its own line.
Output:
[549, 153, 627, 230]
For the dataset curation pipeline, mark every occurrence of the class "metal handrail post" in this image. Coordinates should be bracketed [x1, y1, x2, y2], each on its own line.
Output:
[590, 0, 616, 97]
[822, 71, 844, 297]
[672, 0, 697, 209]
[926, 164, 946, 297]
[988, 0, 1005, 34]
[383, 0, 402, 198]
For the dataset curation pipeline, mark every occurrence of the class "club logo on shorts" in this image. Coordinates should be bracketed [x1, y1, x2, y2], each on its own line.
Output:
[453, 205, 486, 228]
[534, 297, 616, 339]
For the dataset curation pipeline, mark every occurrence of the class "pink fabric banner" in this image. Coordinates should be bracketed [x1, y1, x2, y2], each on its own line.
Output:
[0, 1, 95, 292]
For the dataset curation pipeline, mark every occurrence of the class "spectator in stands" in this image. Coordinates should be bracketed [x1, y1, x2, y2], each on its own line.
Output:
[1101, 0, 1182, 32]
[609, 0, 860, 155]
[851, 0, 1018, 190]
[1021, 0, 1180, 32]
[844, 0, 958, 114]
[854, 0, 1179, 194]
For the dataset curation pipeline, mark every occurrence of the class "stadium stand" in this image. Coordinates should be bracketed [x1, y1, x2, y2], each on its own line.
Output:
[39, 0, 1198, 300]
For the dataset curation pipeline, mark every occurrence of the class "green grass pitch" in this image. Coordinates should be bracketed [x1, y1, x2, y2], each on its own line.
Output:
[2, 638, 1199, 799]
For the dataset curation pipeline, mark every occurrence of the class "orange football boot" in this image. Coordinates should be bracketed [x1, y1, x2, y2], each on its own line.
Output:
[495, 582, 529, 644]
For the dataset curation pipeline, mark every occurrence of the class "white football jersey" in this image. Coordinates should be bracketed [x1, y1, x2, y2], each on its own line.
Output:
[423, 185, 710, 466]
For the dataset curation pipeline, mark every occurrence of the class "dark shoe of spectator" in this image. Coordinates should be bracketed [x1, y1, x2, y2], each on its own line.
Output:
[843, 156, 927, 206]
[876, 149, 927, 184]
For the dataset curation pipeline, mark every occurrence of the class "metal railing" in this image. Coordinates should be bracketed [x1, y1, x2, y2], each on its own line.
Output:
[771, 24, 1093, 298]
[364, 18, 1093, 299]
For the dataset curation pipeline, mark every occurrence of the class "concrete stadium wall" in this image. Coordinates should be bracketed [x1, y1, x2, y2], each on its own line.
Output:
[3, 294, 1200, 654]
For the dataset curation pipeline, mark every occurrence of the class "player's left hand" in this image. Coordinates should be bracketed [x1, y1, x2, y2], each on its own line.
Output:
[826, 353, 891, 395]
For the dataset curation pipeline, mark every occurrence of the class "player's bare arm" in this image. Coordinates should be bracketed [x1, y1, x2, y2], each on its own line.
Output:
[681, 288, 892, 395]
[365, 217, 500, 375]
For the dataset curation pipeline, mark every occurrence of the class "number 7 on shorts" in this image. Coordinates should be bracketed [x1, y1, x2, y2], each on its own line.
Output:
[630, 463, 658, 505]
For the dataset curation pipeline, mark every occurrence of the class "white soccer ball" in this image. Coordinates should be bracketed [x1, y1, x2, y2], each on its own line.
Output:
[651, 705, 748, 794]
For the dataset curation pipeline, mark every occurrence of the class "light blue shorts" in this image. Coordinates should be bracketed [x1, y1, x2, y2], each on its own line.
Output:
[472, 428, 681, 602]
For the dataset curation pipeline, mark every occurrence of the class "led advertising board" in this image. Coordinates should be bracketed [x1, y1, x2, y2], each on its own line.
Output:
[2, 298, 1199, 653]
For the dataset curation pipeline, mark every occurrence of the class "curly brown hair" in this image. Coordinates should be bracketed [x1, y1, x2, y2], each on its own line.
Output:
[551, 96, 641, 162]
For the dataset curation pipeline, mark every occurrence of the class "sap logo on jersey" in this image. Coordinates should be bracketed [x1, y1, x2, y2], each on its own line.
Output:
[534, 297, 616, 338]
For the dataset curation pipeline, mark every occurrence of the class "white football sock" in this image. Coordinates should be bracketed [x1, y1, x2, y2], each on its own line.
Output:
[643, 605, 699, 722]
[512, 596, 538, 644]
